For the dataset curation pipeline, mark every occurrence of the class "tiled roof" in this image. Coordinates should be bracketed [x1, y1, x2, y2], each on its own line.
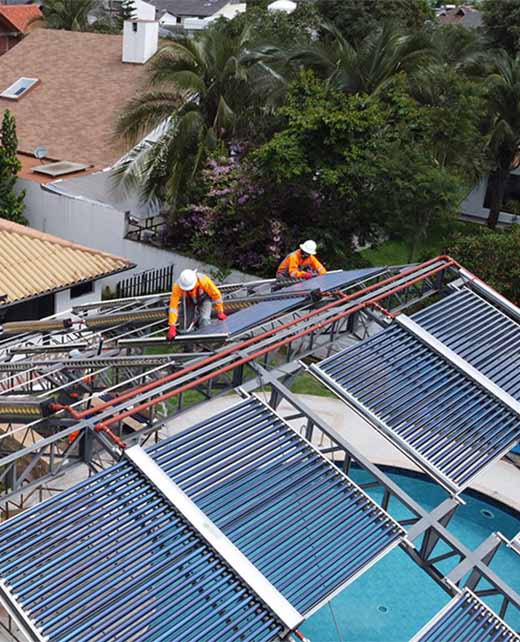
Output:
[0, 5, 42, 33]
[0, 29, 149, 168]
[0, 219, 134, 304]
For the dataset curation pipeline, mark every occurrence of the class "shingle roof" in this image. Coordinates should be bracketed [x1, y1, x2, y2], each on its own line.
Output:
[0, 4, 42, 33]
[0, 29, 149, 168]
[0, 219, 134, 304]
[152, 0, 229, 17]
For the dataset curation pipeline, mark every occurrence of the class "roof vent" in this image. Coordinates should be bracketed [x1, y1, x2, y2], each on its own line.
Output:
[1, 77, 39, 100]
[33, 161, 89, 177]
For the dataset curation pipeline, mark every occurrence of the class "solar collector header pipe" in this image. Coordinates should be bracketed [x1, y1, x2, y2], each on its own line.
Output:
[51, 256, 458, 426]
[95, 259, 459, 440]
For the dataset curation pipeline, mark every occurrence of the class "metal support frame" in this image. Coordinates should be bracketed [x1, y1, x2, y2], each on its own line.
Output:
[0, 260, 465, 507]
[244, 362, 520, 621]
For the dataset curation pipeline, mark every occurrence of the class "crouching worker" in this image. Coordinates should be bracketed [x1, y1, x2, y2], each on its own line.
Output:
[276, 240, 327, 281]
[167, 269, 228, 340]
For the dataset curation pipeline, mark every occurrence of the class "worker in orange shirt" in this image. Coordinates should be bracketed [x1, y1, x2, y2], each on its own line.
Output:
[167, 269, 228, 340]
[276, 240, 327, 281]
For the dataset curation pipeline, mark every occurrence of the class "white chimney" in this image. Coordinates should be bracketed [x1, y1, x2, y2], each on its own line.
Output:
[122, 20, 159, 64]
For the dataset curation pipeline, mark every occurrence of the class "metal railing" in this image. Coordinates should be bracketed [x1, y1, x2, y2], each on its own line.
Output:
[115, 264, 174, 299]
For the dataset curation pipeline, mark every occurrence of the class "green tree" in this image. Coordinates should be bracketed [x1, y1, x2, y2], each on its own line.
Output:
[0, 111, 26, 225]
[382, 145, 464, 261]
[292, 22, 432, 95]
[447, 227, 520, 304]
[120, 0, 136, 21]
[211, 1, 320, 44]
[314, 0, 434, 44]
[255, 72, 468, 261]
[41, 0, 95, 31]
[115, 29, 253, 209]
[481, 0, 520, 56]
[484, 52, 520, 229]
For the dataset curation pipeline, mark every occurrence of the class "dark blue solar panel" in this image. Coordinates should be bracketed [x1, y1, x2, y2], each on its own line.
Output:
[191, 268, 385, 338]
[310, 324, 520, 493]
[0, 460, 284, 642]
[147, 397, 403, 614]
[413, 289, 520, 400]
[412, 590, 518, 642]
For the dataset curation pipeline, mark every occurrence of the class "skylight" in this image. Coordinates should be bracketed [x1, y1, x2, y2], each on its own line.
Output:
[33, 161, 89, 177]
[1, 77, 39, 100]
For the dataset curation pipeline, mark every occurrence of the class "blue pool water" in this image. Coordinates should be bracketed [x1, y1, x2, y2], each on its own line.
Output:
[300, 468, 520, 642]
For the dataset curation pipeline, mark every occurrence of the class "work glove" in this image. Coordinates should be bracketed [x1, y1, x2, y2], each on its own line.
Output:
[302, 272, 313, 280]
[217, 312, 228, 321]
[166, 325, 177, 341]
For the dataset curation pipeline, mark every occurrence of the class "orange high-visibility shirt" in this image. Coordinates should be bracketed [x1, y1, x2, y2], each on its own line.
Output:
[168, 273, 224, 326]
[276, 249, 327, 279]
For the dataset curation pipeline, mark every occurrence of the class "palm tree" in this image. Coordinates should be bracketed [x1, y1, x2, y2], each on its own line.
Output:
[114, 29, 252, 208]
[41, 0, 95, 31]
[291, 22, 432, 95]
[484, 52, 520, 228]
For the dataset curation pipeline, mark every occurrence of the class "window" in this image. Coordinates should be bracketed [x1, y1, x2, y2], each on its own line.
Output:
[1, 77, 39, 100]
[70, 281, 94, 299]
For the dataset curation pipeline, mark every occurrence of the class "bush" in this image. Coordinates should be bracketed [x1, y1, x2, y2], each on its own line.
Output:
[168, 152, 366, 276]
[447, 226, 520, 304]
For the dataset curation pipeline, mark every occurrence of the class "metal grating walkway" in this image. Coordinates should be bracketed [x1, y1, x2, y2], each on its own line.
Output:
[148, 397, 404, 614]
[412, 289, 520, 400]
[410, 590, 520, 642]
[0, 459, 286, 642]
[309, 323, 520, 494]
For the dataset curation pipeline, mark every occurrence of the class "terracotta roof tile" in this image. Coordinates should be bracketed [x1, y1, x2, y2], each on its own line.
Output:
[0, 5, 42, 34]
[0, 218, 134, 304]
[0, 29, 150, 168]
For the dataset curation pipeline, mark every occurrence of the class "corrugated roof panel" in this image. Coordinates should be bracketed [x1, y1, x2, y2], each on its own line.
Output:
[412, 289, 520, 400]
[148, 397, 404, 614]
[0, 224, 132, 304]
[411, 590, 519, 642]
[310, 324, 520, 493]
[0, 460, 285, 642]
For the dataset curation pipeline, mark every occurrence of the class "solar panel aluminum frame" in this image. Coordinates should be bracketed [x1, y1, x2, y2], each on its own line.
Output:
[396, 315, 520, 419]
[250, 395, 406, 617]
[460, 268, 520, 324]
[409, 589, 520, 642]
[0, 579, 47, 642]
[125, 445, 304, 632]
[306, 362, 462, 495]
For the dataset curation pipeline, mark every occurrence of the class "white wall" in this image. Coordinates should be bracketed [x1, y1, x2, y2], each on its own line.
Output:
[461, 173, 520, 226]
[159, 2, 246, 30]
[136, 0, 156, 20]
[55, 279, 105, 314]
[19, 179, 254, 292]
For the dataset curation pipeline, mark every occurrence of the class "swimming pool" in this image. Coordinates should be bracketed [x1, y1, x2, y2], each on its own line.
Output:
[300, 468, 520, 642]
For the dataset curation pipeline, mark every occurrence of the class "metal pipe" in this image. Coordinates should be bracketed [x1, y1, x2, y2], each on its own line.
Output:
[53, 257, 457, 427]
[95, 259, 457, 438]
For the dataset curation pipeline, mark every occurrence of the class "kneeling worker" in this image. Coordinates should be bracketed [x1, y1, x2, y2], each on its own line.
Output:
[276, 240, 327, 281]
[167, 269, 228, 340]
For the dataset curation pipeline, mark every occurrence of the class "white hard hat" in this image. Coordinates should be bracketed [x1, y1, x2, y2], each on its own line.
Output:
[300, 240, 317, 255]
[178, 269, 198, 291]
